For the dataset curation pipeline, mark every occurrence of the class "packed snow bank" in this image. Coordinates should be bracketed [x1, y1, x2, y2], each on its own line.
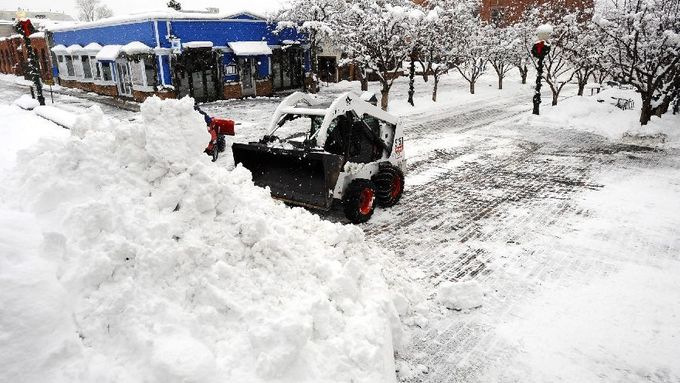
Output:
[0, 97, 422, 383]
[0, 104, 69, 173]
[523, 90, 680, 146]
[13, 95, 40, 110]
[436, 280, 483, 310]
[33, 105, 78, 129]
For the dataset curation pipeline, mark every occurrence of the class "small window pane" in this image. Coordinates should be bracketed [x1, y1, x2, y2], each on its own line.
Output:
[102, 63, 113, 81]
[82, 56, 92, 79]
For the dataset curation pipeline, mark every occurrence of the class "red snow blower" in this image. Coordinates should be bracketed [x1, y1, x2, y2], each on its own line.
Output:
[206, 118, 235, 162]
[195, 105, 236, 162]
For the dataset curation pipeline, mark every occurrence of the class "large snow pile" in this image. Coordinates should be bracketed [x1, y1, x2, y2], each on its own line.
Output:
[524, 90, 680, 146]
[0, 97, 421, 383]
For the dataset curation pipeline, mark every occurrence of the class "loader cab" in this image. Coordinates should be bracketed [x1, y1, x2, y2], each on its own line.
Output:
[323, 113, 384, 164]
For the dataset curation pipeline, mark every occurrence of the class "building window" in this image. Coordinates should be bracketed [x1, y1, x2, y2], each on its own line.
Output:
[143, 57, 156, 87]
[90, 56, 101, 80]
[101, 62, 113, 81]
[65, 55, 74, 76]
[130, 60, 145, 86]
[82, 56, 92, 79]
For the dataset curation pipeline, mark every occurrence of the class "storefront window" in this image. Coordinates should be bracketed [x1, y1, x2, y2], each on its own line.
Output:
[82, 56, 92, 79]
[101, 62, 113, 81]
[65, 56, 74, 76]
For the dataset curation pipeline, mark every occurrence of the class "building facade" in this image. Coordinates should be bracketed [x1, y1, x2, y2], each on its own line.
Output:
[49, 11, 310, 102]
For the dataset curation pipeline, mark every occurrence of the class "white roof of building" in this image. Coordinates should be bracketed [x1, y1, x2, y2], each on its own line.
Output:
[228, 41, 272, 56]
[47, 9, 268, 32]
[122, 41, 153, 55]
[95, 45, 122, 61]
[51, 44, 67, 53]
[66, 44, 83, 54]
[83, 42, 103, 52]
[182, 41, 213, 49]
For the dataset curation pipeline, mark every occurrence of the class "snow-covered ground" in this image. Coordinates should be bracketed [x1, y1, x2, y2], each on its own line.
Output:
[1, 70, 679, 382]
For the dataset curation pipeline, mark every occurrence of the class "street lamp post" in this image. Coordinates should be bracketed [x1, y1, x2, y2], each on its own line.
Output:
[15, 11, 45, 106]
[531, 24, 552, 116]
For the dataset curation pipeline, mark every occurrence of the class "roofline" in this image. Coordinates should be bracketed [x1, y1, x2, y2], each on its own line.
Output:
[48, 11, 269, 33]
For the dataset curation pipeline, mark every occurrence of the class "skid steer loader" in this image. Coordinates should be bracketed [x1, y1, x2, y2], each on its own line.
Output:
[232, 91, 406, 223]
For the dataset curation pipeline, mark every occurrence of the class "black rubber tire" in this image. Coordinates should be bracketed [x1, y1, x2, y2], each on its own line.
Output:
[216, 135, 226, 153]
[343, 179, 377, 224]
[372, 163, 405, 207]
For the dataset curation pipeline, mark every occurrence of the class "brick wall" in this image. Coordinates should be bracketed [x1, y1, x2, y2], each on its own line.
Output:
[29, 36, 53, 83]
[224, 82, 242, 99]
[480, 0, 594, 25]
[132, 89, 176, 102]
[0, 35, 53, 83]
[0, 36, 23, 76]
[255, 79, 273, 97]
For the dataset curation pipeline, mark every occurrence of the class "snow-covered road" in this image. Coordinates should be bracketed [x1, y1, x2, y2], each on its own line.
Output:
[2, 73, 679, 382]
[361, 89, 680, 382]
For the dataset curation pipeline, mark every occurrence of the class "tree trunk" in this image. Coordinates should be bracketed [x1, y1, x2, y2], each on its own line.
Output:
[380, 81, 390, 111]
[420, 60, 429, 82]
[552, 92, 558, 106]
[654, 98, 671, 117]
[640, 96, 653, 125]
[498, 75, 503, 90]
[432, 74, 439, 102]
[519, 65, 528, 84]
[356, 66, 368, 91]
[469, 81, 475, 94]
[577, 81, 586, 96]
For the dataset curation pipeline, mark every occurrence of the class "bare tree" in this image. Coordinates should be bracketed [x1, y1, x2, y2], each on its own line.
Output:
[486, 24, 521, 90]
[333, 0, 421, 110]
[451, 5, 488, 95]
[76, 0, 113, 21]
[595, 0, 680, 124]
[275, 0, 346, 94]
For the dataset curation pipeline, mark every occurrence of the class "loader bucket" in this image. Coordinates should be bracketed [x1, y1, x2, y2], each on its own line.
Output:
[232, 143, 344, 210]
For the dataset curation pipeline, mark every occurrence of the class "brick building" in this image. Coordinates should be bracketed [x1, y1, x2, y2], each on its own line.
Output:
[481, 0, 594, 25]
[0, 32, 54, 84]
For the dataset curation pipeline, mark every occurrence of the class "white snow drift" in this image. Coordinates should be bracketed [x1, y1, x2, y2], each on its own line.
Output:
[0, 97, 422, 383]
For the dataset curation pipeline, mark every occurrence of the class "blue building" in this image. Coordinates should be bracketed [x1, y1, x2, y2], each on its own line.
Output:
[48, 11, 309, 102]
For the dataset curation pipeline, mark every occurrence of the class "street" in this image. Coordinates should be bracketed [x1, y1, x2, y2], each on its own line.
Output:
[2, 75, 679, 382]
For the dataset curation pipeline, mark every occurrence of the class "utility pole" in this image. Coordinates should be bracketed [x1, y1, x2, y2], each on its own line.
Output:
[15, 11, 46, 106]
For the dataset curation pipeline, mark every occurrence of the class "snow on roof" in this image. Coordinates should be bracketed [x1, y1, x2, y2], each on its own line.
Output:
[29, 32, 45, 39]
[83, 42, 103, 52]
[95, 45, 122, 61]
[122, 41, 153, 55]
[47, 9, 268, 32]
[66, 44, 83, 54]
[51, 44, 67, 53]
[228, 41, 272, 56]
[182, 41, 213, 49]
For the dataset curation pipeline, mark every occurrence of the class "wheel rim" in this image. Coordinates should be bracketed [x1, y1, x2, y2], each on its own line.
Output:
[359, 188, 374, 215]
[390, 176, 402, 199]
